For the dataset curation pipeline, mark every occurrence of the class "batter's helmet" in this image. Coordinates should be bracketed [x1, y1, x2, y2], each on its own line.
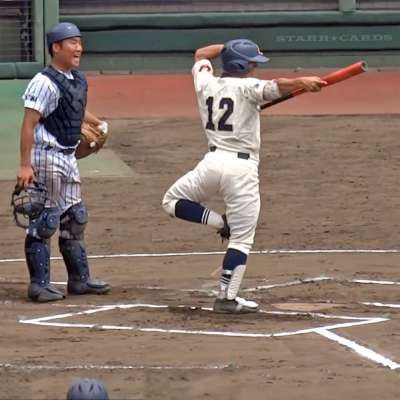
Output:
[221, 39, 269, 75]
[46, 22, 81, 47]
[66, 378, 109, 400]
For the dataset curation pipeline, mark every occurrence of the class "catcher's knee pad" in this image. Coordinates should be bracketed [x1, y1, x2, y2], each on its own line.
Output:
[60, 202, 88, 240]
[28, 207, 59, 239]
[161, 194, 178, 217]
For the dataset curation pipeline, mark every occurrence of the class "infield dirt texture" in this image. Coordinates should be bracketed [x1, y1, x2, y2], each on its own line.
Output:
[0, 70, 399, 399]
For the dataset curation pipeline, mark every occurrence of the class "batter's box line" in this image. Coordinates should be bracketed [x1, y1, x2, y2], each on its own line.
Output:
[2, 248, 400, 264]
[18, 303, 399, 371]
[38, 275, 400, 294]
[241, 276, 400, 293]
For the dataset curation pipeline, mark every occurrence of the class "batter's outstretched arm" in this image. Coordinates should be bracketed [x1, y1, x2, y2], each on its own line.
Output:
[194, 44, 224, 61]
[274, 77, 328, 97]
[17, 108, 41, 188]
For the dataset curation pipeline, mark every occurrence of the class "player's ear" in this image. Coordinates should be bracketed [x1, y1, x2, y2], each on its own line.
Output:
[52, 41, 62, 55]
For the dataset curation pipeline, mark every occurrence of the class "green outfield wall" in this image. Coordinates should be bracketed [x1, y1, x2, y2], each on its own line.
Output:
[2, 1, 400, 78]
[0, 0, 58, 79]
[61, 10, 400, 71]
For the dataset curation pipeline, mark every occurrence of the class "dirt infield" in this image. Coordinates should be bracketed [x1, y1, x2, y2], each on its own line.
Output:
[1, 115, 400, 399]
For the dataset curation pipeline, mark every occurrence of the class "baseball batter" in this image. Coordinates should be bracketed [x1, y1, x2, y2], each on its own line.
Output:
[16, 22, 110, 302]
[162, 39, 326, 313]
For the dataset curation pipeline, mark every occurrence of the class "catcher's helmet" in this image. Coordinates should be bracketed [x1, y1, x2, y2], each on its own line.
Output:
[66, 378, 109, 400]
[46, 22, 81, 47]
[221, 39, 269, 75]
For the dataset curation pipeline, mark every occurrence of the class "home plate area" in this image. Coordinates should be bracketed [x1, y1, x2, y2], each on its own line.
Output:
[20, 276, 400, 371]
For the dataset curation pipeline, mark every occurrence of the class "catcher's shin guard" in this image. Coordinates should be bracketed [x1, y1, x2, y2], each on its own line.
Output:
[25, 235, 64, 302]
[59, 238, 111, 295]
[28, 207, 59, 239]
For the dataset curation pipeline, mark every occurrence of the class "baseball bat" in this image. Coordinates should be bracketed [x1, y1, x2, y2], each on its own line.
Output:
[260, 61, 368, 110]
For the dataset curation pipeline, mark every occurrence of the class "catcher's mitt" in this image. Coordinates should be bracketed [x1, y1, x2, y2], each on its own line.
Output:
[75, 121, 108, 159]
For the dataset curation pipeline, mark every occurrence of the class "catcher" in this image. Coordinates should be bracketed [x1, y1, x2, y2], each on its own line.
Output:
[14, 22, 110, 302]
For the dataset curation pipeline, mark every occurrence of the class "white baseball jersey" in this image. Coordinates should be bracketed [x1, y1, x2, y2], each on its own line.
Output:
[23, 70, 81, 212]
[192, 59, 281, 160]
[163, 59, 282, 255]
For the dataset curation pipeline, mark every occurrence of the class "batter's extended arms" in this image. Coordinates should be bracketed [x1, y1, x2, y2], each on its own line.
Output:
[260, 61, 368, 110]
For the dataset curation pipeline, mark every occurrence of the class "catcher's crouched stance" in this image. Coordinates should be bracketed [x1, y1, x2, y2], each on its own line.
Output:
[13, 22, 110, 302]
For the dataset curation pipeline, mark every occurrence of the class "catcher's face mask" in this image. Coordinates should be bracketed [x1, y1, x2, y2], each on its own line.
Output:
[11, 182, 47, 228]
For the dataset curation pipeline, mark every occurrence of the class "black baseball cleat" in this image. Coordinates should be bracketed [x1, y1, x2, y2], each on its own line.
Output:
[217, 214, 230, 241]
[68, 279, 111, 295]
[28, 283, 65, 303]
[213, 297, 259, 314]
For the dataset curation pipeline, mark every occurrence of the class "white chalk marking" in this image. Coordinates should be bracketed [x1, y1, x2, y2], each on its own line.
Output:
[6, 274, 399, 371]
[315, 328, 400, 370]
[259, 309, 371, 321]
[1, 248, 400, 263]
[242, 276, 333, 292]
[20, 304, 168, 324]
[6, 276, 395, 296]
[24, 276, 399, 293]
[19, 303, 388, 340]
[352, 279, 400, 285]
[21, 318, 387, 339]
[242, 276, 400, 293]
[259, 249, 400, 254]
[272, 317, 388, 338]
[362, 302, 400, 309]
[0, 362, 231, 371]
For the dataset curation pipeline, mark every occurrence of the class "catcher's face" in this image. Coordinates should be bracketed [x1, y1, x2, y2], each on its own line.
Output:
[52, 37, 83, 70]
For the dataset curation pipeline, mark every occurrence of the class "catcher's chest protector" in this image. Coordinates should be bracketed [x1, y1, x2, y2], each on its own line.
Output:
[41, 65, 87, 147]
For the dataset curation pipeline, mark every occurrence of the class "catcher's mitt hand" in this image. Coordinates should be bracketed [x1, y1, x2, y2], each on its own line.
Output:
[75, 121, 108, 159]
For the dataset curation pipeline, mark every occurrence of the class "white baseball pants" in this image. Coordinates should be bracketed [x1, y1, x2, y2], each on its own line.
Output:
[163, 148, 260, 254]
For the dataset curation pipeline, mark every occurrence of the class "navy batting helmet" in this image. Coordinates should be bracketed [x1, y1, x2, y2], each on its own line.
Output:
[221, 39, 269, 75]
[66, 378, 109, 400]
[46, 22, 81, 48]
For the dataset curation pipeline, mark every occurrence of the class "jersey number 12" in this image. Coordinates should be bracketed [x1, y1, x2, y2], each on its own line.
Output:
[205, 96, 234, 132]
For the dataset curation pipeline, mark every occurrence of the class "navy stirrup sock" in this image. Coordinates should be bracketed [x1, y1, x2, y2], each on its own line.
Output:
[223, 248, 247, 271]
[175, 199, 209, 224]
[221, 248, 247, 288]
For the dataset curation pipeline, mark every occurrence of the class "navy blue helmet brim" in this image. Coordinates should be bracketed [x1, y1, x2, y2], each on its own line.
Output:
[250, 54, 270, 63]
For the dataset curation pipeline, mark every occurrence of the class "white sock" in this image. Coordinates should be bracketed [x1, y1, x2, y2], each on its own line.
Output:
[202, 208, 224, 229]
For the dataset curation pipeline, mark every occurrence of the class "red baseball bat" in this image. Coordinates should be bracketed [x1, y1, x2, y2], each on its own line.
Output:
[260, 61, 368, 110]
